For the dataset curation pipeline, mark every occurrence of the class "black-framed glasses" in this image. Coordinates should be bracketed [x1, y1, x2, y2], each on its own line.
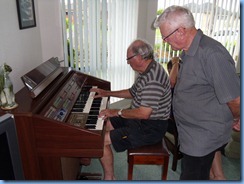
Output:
[163, 28, 179, 41]
[126, 54, 137, 61]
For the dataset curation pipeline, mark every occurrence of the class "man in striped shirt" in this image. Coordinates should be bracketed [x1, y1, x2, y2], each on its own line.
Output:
[90, 39, 171, 180]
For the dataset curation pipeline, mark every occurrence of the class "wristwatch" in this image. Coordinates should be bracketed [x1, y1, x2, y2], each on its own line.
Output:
[118, 109, 123, 117]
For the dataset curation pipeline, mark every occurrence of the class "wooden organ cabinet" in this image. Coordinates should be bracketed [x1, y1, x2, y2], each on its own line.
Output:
[0, 58, 110, 180]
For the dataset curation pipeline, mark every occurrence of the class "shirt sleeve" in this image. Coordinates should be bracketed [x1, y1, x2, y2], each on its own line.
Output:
[203, 46, 240, 104]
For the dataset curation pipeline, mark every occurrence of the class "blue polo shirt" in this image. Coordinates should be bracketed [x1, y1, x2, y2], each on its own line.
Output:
[173, 29, 240, 156]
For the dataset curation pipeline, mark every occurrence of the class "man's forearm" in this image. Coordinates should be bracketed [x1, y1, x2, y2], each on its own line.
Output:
[108, 89, 132, 99]
[227, 96, 240, 119]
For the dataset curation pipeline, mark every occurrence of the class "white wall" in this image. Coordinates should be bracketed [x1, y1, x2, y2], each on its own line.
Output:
[0, 0, 43, 92]
[38, 0, 64, 62]
[0, 0, 63, 93]
[137, 0, 158, 46]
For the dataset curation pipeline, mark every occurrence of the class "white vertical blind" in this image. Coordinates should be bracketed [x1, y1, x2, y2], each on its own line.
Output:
[155, 0, 240, 64]
[107, 0, 138, 102]
[61, 0, 68, 67]
[61, 0, 138, 103]
[78, 0, 83, 71]
[101, 0, 107, 78]
[73, 0, 79, 71]
[67, 0, 74, 67]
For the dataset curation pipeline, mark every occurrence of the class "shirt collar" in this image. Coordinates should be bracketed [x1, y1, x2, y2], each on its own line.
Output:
[141, 60, 156, 75]
[182, 29, 203, 57]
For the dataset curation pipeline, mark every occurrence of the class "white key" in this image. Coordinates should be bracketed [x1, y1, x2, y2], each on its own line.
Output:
[83, 86, 97, 113]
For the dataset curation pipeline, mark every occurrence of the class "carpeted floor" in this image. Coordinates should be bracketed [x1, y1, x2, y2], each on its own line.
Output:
[81, 147, 241, 181]
[82, 100, 241, 181]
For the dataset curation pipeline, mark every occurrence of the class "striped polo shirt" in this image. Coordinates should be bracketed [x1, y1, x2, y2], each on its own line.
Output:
[129, 60, 171, 120]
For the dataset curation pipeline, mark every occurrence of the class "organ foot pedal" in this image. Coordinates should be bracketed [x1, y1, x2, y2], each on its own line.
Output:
[78, 172, 102, 180]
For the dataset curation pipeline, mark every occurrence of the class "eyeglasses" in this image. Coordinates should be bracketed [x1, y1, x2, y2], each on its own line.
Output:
[162, 28, 179, 41]
[126, 54, 137, 61]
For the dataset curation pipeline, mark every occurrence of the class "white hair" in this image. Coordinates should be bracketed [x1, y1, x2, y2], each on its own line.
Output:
[154, 5, 195, 29]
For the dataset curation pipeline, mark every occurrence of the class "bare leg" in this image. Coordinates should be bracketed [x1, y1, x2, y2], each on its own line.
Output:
[209, 167, 214, 180]
[210, 151, 226, 180]
[99, 120, 116, 180]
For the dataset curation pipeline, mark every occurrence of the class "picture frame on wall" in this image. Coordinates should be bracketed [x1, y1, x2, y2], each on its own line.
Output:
[16, 0, 36, 29]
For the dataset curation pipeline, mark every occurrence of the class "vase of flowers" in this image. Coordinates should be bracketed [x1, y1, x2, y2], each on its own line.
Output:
[0, 63, 18, 110]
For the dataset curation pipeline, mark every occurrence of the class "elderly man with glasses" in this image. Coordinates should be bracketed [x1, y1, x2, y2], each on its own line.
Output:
[154, 5, 240, 180]
[90, 39, 171, 180]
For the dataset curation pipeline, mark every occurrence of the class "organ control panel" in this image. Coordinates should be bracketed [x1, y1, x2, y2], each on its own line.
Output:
[40, 73, 108, 130]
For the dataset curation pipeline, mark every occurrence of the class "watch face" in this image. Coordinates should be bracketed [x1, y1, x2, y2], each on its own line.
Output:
[118, 109, 122, 115]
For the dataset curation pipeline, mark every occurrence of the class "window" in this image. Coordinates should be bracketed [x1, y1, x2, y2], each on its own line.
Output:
[155, 0, 240, 65]
[61, 0, 138, 103]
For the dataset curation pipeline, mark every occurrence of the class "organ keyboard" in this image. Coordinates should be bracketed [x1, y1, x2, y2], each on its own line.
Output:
[66, 86, 108, 130]
[0, 58, 110, 180]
